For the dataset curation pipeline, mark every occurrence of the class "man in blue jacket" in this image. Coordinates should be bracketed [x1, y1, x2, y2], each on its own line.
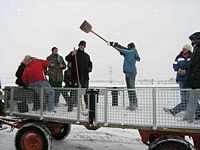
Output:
[109, 42, 140, 110]
[164, 44, 192, 115]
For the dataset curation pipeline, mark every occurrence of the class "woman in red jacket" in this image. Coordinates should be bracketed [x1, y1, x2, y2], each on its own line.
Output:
[22, 56, 55, 112]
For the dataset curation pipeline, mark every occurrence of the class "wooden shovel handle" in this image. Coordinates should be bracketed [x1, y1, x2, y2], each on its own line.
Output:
[90, 30, 108, 43]
[74, 48, 81, 88]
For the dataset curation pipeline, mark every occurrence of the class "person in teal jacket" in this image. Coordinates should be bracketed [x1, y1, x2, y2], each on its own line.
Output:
[109, 42, 140, 110]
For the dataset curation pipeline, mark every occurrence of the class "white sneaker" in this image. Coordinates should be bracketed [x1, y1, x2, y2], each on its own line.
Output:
[163, 107, 176, 116]
[56, 103, 65, 107]
[44, 110, 56, 115]
[126, 106, 138, 111]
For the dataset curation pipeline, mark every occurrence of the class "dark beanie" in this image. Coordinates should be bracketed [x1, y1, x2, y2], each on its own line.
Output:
[78, 40, 86, 46]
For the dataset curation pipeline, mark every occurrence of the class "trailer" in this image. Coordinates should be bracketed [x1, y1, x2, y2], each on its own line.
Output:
[1, 86, 200, 150]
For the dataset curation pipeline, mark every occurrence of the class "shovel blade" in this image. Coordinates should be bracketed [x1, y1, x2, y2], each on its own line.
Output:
[80, 20, 92, 33]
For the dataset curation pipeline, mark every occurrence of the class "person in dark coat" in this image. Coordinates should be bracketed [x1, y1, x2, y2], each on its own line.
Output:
[65, 41, 93, 87]
[63, 62, 74, 110]
[0, 82, 5, 128]
[164, 44, 192, 115]
[15, 55, 34, 86]
[183, 32, 200, 122]
[64, 62, 72, 88]
[15, 61, 26, 86]
[65, 40, 93, 110]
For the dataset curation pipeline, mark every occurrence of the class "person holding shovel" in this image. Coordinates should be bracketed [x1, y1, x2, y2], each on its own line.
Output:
[65, 40, 93, 111]
[109, 42, 140, 111]
[80, 20, 140, 110]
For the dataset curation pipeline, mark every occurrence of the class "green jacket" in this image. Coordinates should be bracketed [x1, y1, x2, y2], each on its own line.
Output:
[47, 54, 66, 82]
[0, 94, 3, 100]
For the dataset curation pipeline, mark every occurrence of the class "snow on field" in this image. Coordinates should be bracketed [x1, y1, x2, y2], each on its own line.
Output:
[0, 124, 148, 150]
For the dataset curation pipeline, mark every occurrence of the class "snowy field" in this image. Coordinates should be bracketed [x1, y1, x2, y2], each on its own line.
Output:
[0, 125, 148, 150]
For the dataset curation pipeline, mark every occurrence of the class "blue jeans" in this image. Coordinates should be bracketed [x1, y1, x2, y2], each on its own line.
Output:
[125, 73, 137, 108]
[29, 81, 55, 111]
[171, 81, 189, 114]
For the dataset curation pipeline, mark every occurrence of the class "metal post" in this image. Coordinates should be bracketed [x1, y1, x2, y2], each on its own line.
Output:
[104, 89, 108, 126]
[77, 88, 80, 122]
[40, 88, 44, 119]
[4, 89, 7, 114]
[152, 88, 157, 130]
[10, 87, 14, 115]
[87, 92, 90, 122]
[95, 93, 98, 124]
[123, 90, 125, 107]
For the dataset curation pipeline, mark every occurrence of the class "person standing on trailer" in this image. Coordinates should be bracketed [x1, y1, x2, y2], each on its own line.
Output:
[65, 40, 93, 111]
[46, 47, 67, 106]
[109, 42, 140, 111]
[22, 56, 55, 112]
[0, 80, 5, 128]
[163, 44, 192, 115]
[63, 62, 74, 109]
[183, 32, 200, 122]
[64, 62, 72, 88]
[15, 58, 27, 87]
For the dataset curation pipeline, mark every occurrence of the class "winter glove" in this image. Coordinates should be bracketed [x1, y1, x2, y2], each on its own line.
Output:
[119, 52, 124, 55]
[107, 42, 114, 46]
[136, 56, 141, 61]
[177, 68, 186, 76]
[108, 42, 118, 47]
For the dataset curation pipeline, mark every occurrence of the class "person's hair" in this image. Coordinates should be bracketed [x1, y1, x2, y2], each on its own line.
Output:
[127, 42, 135, 49]
[51, 47, 58, 52]
[78, 40, 86, 46]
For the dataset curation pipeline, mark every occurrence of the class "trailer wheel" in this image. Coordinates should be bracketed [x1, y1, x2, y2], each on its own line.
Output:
[148, 136, 194, 150]
[49, 123, 71, 140]
[15, 123, 52, 150]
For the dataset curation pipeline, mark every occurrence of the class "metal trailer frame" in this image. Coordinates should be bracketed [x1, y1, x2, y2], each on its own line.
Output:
[1, 86, 200, 150]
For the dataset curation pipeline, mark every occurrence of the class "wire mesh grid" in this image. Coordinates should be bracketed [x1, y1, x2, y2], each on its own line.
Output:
[156, 88, 200, 129]
[4, 87, 89, 122]
[4, 86, 200, 130]
[4, 87, 38, 114]
[96, 88, 153, 126]
[43, 88, 78, 120]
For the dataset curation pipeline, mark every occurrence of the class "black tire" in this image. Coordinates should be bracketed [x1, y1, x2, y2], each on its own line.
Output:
[51, 124, 71, 140]
[148, 136, 194, 150]
[15, 123, 52, 150]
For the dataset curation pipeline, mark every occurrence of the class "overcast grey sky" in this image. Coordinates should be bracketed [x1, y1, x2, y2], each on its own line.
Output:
[1, 0, 200, 85]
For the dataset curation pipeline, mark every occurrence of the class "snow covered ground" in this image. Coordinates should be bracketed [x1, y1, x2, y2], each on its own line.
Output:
[0, 124, 148, 150]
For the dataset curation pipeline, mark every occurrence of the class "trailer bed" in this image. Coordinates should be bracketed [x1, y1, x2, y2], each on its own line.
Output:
[4, 86, 200, 133]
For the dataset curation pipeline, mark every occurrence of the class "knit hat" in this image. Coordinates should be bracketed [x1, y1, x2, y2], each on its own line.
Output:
[183, 44, 192, 51]
[23, 55, 32, 62]
[78, 40, 86, 46]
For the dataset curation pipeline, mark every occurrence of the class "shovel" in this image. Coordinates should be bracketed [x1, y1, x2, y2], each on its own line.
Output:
[74, 48, 88, 116]
[80, 20, 108, 43]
